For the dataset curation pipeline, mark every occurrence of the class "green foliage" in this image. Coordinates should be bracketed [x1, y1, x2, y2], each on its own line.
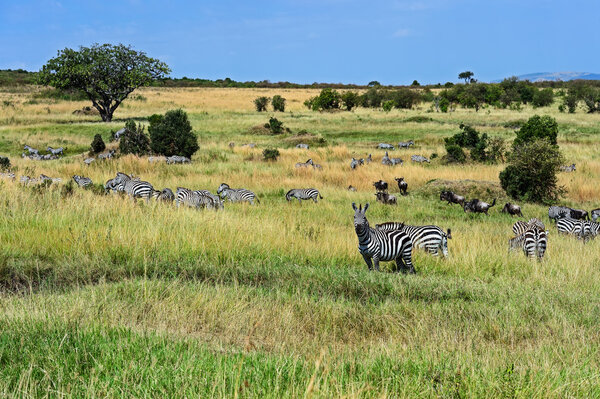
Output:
[119, 120, 151, 156]
[271, 95, 286, 112]
[458, 71, 474, 83]
[444, 124, 503, 164]
[532, 88, 554, 108]
[254, 96, 270, 112]
[367, 80, 380, 87]
[444, 144, 466, 163]
[340, 91, 360, 111]
[262, 148, 280, 161]
[61, 180, 74, 198]
[34, 88, 88, 101]
[439, 97, 450, 113]
[265, 117, 285, 134]
[148, 109, 199, 158]
[513, 115, 558, 148]
[389, 88, 421, 109]
[37, 43, 170, 122]
[90, 134, 106, 154]
[0, 156, 10, 171]
[382, 100, 394, 112]
[499, 139, 565, 203]
[308, 88, 341, 111]
[360, 87, 384, 108]
[411, 80, 420, 86]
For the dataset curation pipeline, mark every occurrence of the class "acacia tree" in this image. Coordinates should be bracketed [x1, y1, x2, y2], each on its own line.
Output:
[458, 71, 474, 84]
[38, 43, 170, 122]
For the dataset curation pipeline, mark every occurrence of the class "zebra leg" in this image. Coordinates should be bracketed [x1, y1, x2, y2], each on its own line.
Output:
[361, 254, 374, 271]
[298, 198, 302, 205]
[395, 257, 406, 273]
[373, 257, 380, 272]
[403, 252, 416, 274]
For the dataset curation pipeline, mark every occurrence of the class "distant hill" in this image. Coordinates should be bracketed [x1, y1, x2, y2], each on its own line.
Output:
[494, 72, 600, 83]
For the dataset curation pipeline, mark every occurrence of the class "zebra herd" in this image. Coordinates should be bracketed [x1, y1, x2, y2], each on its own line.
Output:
[509, 218, 548, 259]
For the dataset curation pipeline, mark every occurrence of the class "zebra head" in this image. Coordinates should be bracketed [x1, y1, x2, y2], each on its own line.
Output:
[285, 190, 294, 201]
[352, 203, 370, 234]
[217, 183, 230, 195]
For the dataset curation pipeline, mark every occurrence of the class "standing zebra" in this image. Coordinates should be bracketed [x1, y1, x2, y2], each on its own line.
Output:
[47, 146, 64, 156]
[512, 218, 545, 236]
[350, 158, 358, 169]
[113, 172, 158, 202]
[548, 206, 570, 223]
[155, 188, 175, 203]
[375, 222, 451, 257]
[352, 203, 415, 273]
[72, 175, 93, 187]
[285, 188, 323, 204]
[176, 187, 220, 209]
[195, 189, 224, 209]
[365, 154, 372, 164]
[381, 151, 392, 166]
[217, 183, 259, 205]
[509, 227, 547, 260]
[556, 217, 599, 240]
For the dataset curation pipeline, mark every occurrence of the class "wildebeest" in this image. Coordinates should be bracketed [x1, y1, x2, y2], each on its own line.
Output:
[373, 180, 388, 192]
[463, 198, 496, 214]
[375, 192, 397, 205]
[440, 190, 465, 206]
[347, 185, 357, 192]
[365, 154, 372, 164]
[569, 208, 589, 220]
[501, 202, 523, 217]
[559, 164, 576, 172]
[395, 177, 407, 195]
[398, 140, 414, 148]
[377, 143, 394, 150]
[548, 205, 571, 223]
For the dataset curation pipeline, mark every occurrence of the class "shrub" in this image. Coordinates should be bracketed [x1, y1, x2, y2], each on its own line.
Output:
[272, 95, 286, 112]
[254, 96, 270, 112]
[360, 87, 384, 108]
[148, 109, 199, 158]
[341, 91, 360, 111]
[439, 97, 450, 113]
[389, 88, 421, 109]
[90, 134, 106, 154]
[262, 148, 280, 161]
[487, 137, 506, 163]
[119, 120, 151, 156]
[310, 88, 341, 111]
[532, 88, 554, 108]
[61, 180, 74, 198]
[444, 144, 466, 163]
[264, 117, 285, 134]
[513, 115, 558, 148]
[382, 100, 394, 112]
[499, 139, 565, 203]
[0, 156, 10, 171]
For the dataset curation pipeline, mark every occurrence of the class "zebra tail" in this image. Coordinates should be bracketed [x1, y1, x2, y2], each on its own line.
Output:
[319, 194, 323, 199]
[447, 228, 452, 239]
[255, 196, 260, 204]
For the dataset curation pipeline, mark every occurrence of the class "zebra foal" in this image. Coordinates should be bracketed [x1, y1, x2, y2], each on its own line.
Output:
[285, 188, 323, 204]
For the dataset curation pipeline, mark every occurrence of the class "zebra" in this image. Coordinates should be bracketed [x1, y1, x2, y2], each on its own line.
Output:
[312, 162, 323, 170]
[512, 218, 545, 236]
[350, 158, 358, 169]
[113, 172, 158, 202]
[509, 227, 547, 260]
[84, 157, 95, 165]
[548, 206, 570, 223]
[47, 146, 64, 156]
[217, 183, 258, 205]
[411, 155, 430, 163]
[381, 151, 392, 166]
[377, 143, 394, 150]
[194, 189, 224, 209]
[352, 203, 415, 273]
[296, 143, 309, 149]
[148, 156, 167, 163]
[557, 217, 600, 240]
[176, 187, 204, 208]
[295, 159, 313, 168]
[155, 188, 175, 203]
[166, 155, 191, 164]
[398, 140, 414, 148]
[104, 178, 120, 193]
[390, 157, 403, 166]
[23, 145, 39, 155]
[285, 188, 323, 204]
[375, 222, 451, 257]
[72, 175, 93, 187]
[559, 164, 576, 172]
[97, 149, 116, 160]
[0, 172, 15, 180]
[358, 158, 365, 166]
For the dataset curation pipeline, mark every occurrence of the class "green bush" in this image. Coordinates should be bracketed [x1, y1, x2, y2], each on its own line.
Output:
[272, 95, 286, 112]
[262, 148, 280, 161]
[254, 96, 270, 112]
[532, 88, 554, 108]
[439, 97, 450, 113]
[382, 100, 394, 112]
[444, 144, 466, 163]
[513, 115, 558, 148]
[119, 120, 151, 156]
[309, 88, 341, 111]
[90, 134, 106, 154]
[61, 180, 74, 198]
[148, 109, 199, 158]
[341, 91, 360, 111]
[265, 117, 285, 134]
[499, 139, 565, 203]
[0, 156, 10, 171]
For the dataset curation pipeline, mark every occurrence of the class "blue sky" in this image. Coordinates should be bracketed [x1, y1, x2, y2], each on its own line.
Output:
[1, 0, 598, 85]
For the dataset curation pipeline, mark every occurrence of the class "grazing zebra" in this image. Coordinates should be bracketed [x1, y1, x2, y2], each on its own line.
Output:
[548, 205, 570, 223]
[398, 140, 414, 148]
[113, 172, 158, 202]
[156, 188, 175, 203]
[312, 162, 323, 170]
[375, 222, 451, 257]
[166, 155, 191, 164]
[195, 189, 224, 209]
[390, 157, 403, 166]
[557, 217, 599, 240]
[148, 156, 167, 163]
[559, 164, 576, 172]
[104, 178, 120, 193]
[375, 192, 397, 205]
[350, 158, 358, 169]
[217, 183, 258, 205]
[295, 159, 313, 168]
[47, 146, 64, 156]
[377, 143, 394, 150]
[411, 155, 430, 163]
[175, 187, 219, 209]
[352, 203, 415, 273]
[84, 157, 95, 165]
[285, 188, 323, 204]
[23, 145, 39, 155]
[509, 228, 547, 260]
[296, 143, 309, 149]
[381, 151, 392, 166]
[72, 175, 93, 187]
[512, 218, 545, 236]
[97, 149, 116, 160]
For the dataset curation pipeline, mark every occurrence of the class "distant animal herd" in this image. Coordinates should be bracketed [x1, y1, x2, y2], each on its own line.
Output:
[2, 140, 592, 275]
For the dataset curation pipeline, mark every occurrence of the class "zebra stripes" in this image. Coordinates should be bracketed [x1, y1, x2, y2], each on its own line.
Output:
[176, 187, 222, 209]
[113, 172, 158, 201]
[556, 217, 600, 240]
[509, 219, 547, 259]
[217, 183, 258, 205]
[353, 203, 415, 273]
[72, 175, 92, 187]
[548, 206, 570, 223]
[375, 222, 451, 257]
[285, 188, 323, 204]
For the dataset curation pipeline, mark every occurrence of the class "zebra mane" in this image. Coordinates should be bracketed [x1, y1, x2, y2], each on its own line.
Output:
[375, 222, 405, 230]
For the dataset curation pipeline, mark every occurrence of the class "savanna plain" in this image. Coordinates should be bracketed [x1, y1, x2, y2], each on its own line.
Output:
[1, 86, 600, 398]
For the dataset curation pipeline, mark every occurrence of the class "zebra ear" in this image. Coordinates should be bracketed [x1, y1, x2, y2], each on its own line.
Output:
[364, 203, 369, 213]
[352, 202, 358, 211]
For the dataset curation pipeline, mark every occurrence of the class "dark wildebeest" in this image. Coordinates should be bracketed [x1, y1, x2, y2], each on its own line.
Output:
[569, 208, 589, 220]
[440, 190, 465, 206]
[463, 199, 496, 215]
[501, 202, 523, 217]
[395, 177, 408, 195]
[373, 180, 388, 193]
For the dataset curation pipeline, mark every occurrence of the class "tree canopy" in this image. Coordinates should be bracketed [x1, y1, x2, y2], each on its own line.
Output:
[458, 71, 475, 84]
[38, 43, 170, 122]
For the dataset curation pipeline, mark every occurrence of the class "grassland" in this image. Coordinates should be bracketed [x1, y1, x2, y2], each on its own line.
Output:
[1, 86, 600, 397]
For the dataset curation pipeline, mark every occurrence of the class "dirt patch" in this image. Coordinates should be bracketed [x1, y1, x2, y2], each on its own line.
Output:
[73, 106, 99, 116]
[416, 179, 507, 201]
